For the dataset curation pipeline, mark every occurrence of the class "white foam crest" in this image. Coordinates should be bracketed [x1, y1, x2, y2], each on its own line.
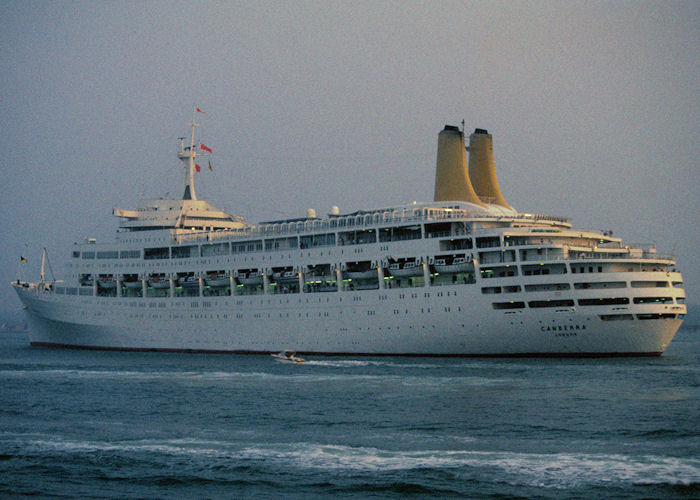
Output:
[235, 444, 700, 487]
[23, 437, 233, 458]
[484, 451, 700, 488]
[14, 437, 700, 485]
[232, 445, 700, 487]
[0, 368, 155, 380]
[0, 368, 336, 383]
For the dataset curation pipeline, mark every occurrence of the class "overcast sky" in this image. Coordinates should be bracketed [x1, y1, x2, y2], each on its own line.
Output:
[1, 0, 698, 314]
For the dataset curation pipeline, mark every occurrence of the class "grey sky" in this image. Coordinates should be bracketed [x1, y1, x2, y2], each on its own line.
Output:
[1, 0, 698, 314]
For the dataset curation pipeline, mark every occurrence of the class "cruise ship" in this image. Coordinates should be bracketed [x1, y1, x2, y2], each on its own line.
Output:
[12, 111, 686, 356]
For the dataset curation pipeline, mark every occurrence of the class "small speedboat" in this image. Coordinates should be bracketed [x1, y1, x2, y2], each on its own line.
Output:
[271, 351, 305, 364]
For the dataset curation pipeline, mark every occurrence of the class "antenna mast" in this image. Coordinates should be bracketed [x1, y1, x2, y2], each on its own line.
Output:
[178, 107, 199, 200]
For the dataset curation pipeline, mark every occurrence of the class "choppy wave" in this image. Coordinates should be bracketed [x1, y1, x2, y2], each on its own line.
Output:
[8, 437, 698, 488]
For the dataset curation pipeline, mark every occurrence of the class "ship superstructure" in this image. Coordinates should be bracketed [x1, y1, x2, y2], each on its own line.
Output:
[12, 113, 686, 356]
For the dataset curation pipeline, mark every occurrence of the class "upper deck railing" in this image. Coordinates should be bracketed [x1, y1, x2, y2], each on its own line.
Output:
[172, 206, 570, 245]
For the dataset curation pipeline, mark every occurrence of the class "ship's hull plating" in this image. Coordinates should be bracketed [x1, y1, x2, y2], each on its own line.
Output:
[15, 283, 681, 357]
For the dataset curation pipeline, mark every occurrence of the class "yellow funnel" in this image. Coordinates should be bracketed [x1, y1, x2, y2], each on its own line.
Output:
[434, 126, 486, 207]
[467, 129, 512, 209]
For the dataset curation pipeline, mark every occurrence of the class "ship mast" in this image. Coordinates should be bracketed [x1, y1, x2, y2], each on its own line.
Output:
[178, 107, 199, 200]
[40, 248, 45, 282]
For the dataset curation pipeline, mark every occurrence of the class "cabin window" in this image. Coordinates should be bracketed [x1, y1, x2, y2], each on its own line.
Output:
[528, 299, 575, 308]
[425, 222, 452, 238]
[338, 229, 376, 246]
[201, 242, 230, 256]
[522, 264, 567, 276]
[265, 237, 299, 251]
[144, 247, 169, 260]
[299, 233, 335, 249]
[637, 313, 676, 320]
[439, 238, 473, 251]
[599, 314, 634, 321]
[631, 281, 668, 288]
[378, 225, 422, 242]
[172, 245, 196, 259]
[476, 236, 500, 248]
[492, 301, 525, 310]
[119, 250, 141, 259]
[480, 266, 518, 279]
[633, 296, 674, 304]
[578, 298, 629, 306]
[524, 283, 570, 292]
[97, 251, 119, 259]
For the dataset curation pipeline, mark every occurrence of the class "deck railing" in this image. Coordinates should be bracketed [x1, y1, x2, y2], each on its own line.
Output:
[171, 208, 569, 244]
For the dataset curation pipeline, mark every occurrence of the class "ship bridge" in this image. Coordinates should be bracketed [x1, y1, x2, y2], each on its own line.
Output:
[113, 198, 250, 232]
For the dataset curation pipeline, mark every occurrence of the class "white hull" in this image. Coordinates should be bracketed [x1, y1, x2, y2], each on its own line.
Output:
[14, 279, 682, 356]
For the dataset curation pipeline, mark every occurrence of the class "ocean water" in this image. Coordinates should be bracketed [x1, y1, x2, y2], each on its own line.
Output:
[0, 326, 698, 499]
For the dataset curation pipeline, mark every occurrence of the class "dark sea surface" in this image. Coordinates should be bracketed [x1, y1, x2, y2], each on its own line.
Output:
[0, 326, 698, 499]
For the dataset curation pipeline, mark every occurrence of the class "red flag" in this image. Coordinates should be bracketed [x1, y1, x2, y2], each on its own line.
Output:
[195, 164, 201, 172]
[196, 107, 206, 113]
[199, 142, 212, 153]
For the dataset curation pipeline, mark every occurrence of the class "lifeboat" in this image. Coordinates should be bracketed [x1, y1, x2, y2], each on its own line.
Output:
[388, 260, 423, 278]
[205, 271, 230, 288]
[304, 265, 334, 283]
[345, 261, 377, 280]
[273, 270, 299, 284]
[178, 274, 200, 289]
[121, 274, 142, 289]
[433, 255, 474, 274]
[97, 275, 117, 288]
[237, 270, 263, 286]
[148, 274, 171, 289]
